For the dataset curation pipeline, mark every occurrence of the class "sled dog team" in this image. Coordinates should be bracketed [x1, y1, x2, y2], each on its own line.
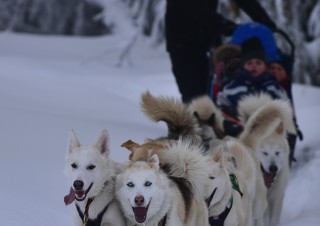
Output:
[64, 91, 295, 226]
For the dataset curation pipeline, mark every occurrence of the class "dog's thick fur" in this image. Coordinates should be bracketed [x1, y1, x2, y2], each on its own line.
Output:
[159, 139, 216, 203]
[205, 138, 256, 226]
[140, 91, 224, 151]
[188, 95, 224, 134]
[64, 129, 125, 226]
[115, 154, 209, 226]
[122, 138, 212, 202]
[188, 95, 225, 148]
[122, 138, 212, 225]
[140, 91, 201, 142]
[238, 94, 296, 226]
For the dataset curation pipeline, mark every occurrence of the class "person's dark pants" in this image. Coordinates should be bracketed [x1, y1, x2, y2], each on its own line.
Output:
[169, 50, 210, 103]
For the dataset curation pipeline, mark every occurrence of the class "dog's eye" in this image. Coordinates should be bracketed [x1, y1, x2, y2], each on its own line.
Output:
[144, 181, 152, 187]
[127, 182, 134, 188]
[209, 176, 215, 180]
[275, 152, 280, 156]
[71, 163, 77, 169]
[87, 164, 96, 170]
[262, 152, 268, 156]
[203, 137, 212, 143]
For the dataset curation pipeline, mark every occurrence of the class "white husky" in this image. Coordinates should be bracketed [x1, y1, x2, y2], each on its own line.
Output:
[64, 129, 125, 226]
[115, 153, 209, 226]
[205, 138, 256, 226]
[238, 94, 296, 226]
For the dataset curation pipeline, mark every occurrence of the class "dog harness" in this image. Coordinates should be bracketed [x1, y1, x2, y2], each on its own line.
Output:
[208, 173, 243, 226]
[76, 198, 109, 226]
[209, 197, 233, 226]
[158, 214, 167, 226]
[229, 173, 243, 197]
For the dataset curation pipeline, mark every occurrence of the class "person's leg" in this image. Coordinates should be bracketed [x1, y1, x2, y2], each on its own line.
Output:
[169, 50, 209, 103]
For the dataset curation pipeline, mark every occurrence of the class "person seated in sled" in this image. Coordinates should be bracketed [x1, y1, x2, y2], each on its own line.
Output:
[217, 37, 289, 137]
[269, 60, 290, 91]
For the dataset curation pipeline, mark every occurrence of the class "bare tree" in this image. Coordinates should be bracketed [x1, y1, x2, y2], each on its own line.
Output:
[116, 0, 152, 67]
[4, 0, 25, 32]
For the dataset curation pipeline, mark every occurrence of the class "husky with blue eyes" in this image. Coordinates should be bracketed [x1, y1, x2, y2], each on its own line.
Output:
[64, 129, 125, 226]
[115, 154, 209, 226]
[238, 94, 296, 226]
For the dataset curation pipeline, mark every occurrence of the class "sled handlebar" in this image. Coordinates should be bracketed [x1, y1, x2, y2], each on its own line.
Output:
[273, 29, 295, 58]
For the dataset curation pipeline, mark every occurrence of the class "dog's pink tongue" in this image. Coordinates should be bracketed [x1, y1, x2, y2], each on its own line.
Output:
[133, 207, 148, 223]
[64, 187, 76, 205]
[263, 172, 274, 189]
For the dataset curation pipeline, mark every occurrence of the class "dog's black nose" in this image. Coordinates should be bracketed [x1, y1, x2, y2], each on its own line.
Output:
[134, 195, 144, 206]
[73, 180, 84, 190]
[269, 165, 278, 174]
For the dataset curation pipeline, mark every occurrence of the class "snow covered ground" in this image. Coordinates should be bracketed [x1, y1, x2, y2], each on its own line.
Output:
[0, 33, 319, 225]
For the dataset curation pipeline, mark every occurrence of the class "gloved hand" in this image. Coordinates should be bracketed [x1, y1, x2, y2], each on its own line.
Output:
[222, 22, 239, 36]
[215, 13, 239, 36]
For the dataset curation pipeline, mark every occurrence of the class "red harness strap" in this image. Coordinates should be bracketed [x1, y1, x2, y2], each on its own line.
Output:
[223, 113, 242, 125]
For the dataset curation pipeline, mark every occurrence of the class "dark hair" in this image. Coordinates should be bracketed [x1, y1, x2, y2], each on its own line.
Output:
[270, 52, 293, 77]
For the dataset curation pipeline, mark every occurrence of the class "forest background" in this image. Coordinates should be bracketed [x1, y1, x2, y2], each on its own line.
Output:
[0, 0, 319, 86]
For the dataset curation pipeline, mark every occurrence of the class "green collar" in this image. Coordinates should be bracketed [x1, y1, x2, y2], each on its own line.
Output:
[229, 173, 243, 197]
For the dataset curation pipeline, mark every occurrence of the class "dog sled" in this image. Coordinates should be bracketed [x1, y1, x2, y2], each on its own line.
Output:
[207, 22, 303, 164]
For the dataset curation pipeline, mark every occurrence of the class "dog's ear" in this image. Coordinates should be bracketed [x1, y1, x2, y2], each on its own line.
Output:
[227, 155, 237, 169]
[149, 154, 160, 170]
[276, 122, 284, 135]
[213, 147, 225, 169]
[68, 129, 80, 153]
[213, 147, 222, 163]
[121, 140, 140, 160]
[95, 129, 110, 157]
[193, 111, 200, 121]
[121, 140, 140, 151]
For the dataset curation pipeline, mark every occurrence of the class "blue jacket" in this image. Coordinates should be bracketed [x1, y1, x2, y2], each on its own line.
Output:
[218, 68, 288, 118]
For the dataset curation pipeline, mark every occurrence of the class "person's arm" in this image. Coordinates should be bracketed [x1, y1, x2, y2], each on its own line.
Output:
[265, 81, 289, 101]
[234, 0, 276, 30]
[215, 13, 239, 36]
